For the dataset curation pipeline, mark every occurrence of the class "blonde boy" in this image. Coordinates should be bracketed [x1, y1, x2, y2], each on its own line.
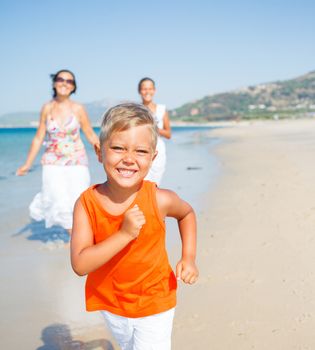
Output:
[71, 103, 198, 350]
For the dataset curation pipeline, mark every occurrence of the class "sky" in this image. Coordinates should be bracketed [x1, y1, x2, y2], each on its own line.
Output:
[0, 0, 314, 115]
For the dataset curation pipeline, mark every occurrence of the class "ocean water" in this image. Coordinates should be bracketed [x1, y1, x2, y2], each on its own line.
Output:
[0, 126, 220, 241]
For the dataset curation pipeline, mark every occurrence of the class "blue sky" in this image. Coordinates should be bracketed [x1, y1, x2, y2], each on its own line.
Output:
[0, 0, 314, 115]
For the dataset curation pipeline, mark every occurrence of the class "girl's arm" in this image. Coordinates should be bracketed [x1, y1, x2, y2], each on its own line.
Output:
[71, 200, 145, 276]
[16, 105, 48, 176]
[77, 104, 100, 147]
[157, 189, 198, 284]
[158, 111, 171, 139]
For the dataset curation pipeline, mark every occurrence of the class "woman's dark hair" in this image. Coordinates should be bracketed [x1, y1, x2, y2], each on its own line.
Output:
[138, 77, 155, 93]
[50, 69, 77, 98]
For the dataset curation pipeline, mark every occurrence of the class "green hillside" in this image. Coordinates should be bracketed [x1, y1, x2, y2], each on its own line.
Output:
[170, 71, 315, 121]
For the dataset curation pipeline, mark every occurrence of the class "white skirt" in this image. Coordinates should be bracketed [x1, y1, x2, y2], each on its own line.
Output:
[29, 165, 90, 230]
[145, 138, 166, 186]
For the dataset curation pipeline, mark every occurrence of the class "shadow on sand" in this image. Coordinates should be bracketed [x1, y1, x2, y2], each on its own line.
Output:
[37, 323, 114, 350]
[14, 220, 70, 243]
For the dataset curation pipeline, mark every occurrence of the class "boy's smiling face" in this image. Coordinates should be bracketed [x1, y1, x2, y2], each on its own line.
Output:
[100, 125, 157, 188]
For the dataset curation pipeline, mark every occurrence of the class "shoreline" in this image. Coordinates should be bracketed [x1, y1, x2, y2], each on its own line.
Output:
[2, 118, 314, 129]
[0, 121, 235, 129]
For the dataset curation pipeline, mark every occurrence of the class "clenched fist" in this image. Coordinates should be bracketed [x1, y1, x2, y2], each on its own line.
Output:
[120, 205, 145, 239]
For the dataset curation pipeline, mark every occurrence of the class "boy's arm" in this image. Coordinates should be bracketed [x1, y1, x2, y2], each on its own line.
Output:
[157, 189, 199, 284]
[71, 200, 145, 276]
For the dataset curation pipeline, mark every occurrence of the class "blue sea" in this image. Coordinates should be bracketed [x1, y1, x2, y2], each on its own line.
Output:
[0, 126, 220, 241]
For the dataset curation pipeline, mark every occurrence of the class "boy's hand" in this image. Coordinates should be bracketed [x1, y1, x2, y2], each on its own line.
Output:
[176, 258, 199, 284]
[120, 205, 145, 240]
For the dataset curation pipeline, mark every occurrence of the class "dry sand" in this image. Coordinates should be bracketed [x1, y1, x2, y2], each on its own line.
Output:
[173, 119, 315, 350]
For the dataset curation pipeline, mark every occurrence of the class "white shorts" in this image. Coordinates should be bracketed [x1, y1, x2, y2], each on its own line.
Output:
[101, 308, 175, 350]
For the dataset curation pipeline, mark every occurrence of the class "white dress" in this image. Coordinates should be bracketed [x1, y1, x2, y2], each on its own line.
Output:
[29, 115, 90, 229]
[145, 104, 166, 186]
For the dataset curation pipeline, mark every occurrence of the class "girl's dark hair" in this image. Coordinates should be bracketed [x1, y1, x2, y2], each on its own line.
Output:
[138, 77, 155, 93]
[50, 69, 77, 98]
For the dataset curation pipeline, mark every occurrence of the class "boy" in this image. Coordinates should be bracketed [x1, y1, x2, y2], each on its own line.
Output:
[71, 103, 198, 350]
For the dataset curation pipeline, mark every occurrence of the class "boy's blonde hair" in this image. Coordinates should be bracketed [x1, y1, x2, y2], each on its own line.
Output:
[99, 103, 158, 150]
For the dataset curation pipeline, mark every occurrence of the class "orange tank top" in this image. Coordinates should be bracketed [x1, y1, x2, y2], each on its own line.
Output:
[80, 180, 177, 318]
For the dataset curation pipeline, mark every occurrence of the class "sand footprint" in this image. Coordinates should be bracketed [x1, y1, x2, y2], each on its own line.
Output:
[294, 313, 312, 324]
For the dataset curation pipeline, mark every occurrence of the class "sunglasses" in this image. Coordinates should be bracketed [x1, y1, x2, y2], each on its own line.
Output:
[55, 77, 75, 85]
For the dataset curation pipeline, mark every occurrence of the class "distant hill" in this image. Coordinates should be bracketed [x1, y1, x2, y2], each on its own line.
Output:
[1, 71, 315, 127]
[170, 70, 315, 121]
[84, 98, 122, 124]
[0, 112, 39, 127]
[0, 98, 120, 127]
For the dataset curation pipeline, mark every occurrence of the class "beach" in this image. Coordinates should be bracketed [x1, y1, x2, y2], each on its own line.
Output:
[2, 120, 315, 349]
[173, 119, 315, 349]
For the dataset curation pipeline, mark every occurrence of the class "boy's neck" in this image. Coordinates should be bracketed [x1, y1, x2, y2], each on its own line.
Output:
[103, 181, 143, 204]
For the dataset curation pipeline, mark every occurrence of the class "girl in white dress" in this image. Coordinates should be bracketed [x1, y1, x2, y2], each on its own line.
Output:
[16, 69, 99, 234]
[138, 77, 171, 185]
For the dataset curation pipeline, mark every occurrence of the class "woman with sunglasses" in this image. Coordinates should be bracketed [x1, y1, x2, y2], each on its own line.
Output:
[138, 77, 171, 186]
[16, 69, 99, 235]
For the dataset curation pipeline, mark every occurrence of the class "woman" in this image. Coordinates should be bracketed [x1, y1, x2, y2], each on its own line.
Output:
[138, 77, 171, 185]
[17, 69, 99, 234]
